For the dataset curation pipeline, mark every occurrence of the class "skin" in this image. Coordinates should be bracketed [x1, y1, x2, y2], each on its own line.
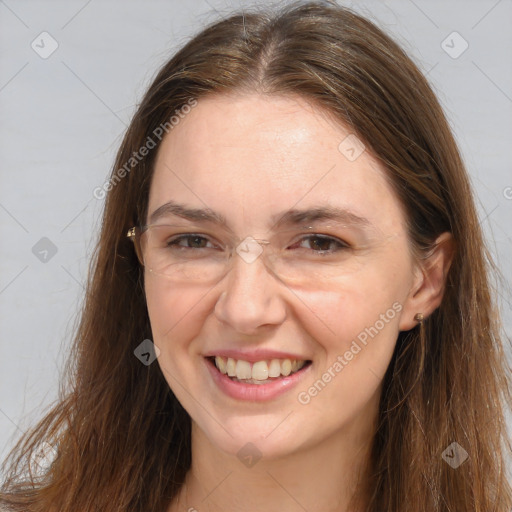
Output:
[142, 93, 453, 512]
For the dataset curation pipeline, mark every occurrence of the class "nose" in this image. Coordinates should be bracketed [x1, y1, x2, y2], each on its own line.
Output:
[213, 248, 287, 335]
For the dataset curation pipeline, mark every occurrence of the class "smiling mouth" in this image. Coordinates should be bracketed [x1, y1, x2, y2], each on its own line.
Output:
[207, 356, 312, 385]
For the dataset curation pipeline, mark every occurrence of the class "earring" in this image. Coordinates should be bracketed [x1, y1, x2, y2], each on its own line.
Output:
[414, 313, 424, 324]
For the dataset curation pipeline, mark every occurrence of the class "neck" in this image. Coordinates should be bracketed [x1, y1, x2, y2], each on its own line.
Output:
[172, 402, 377, 512]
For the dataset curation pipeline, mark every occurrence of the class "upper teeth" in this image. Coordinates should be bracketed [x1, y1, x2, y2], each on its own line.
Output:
[214, 356, 307, 381]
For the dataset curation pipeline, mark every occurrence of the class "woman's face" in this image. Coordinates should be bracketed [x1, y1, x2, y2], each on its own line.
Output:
[144, 93, 422, 460]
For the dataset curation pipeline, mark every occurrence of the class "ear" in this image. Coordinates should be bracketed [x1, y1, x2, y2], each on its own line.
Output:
[399, 232, 455, 331]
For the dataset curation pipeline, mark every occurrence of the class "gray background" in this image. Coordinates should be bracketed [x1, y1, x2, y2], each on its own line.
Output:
[1, 0, 511, 468]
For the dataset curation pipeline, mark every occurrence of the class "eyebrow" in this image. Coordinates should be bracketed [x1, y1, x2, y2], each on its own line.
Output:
[148, 200, 372, 231]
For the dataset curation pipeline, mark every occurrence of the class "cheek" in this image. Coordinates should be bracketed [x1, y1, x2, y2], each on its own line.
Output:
[144, 278, 204, 352]
[295, 283, 404, 414]
[293, 266, 407, 350]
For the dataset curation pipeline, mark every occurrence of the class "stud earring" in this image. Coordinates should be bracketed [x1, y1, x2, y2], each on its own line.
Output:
[414, 313, 424, 324]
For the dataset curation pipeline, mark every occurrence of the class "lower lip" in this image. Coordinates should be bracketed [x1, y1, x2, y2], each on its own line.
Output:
[205, 357, 312, 402]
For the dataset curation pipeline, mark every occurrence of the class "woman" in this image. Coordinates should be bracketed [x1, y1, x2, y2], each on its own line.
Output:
[1, 2, 511, 511]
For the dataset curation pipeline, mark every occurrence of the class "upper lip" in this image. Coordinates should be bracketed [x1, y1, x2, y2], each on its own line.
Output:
[203, 349, 311, 363]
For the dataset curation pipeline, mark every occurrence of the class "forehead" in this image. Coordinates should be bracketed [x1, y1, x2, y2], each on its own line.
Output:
[147, 93, 406, 235]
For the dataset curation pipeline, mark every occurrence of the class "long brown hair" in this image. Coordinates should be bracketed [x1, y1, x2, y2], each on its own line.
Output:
[1, 2, 511, 510]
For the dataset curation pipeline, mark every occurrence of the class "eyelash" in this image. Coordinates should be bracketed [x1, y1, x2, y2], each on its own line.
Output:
[166, 234, 350, 254]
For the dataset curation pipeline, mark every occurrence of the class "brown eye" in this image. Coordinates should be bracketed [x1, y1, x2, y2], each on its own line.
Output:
[293, 235, 349, 254]
[167, 235, 213, 249]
